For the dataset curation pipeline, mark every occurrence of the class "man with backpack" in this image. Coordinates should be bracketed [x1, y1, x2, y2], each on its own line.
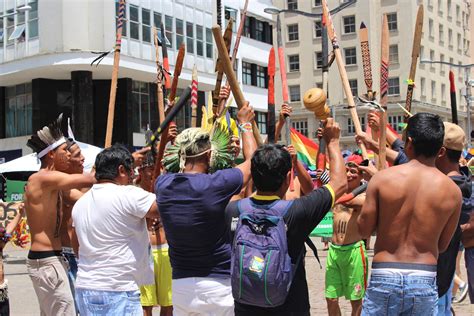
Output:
[225, 118, 347, 315]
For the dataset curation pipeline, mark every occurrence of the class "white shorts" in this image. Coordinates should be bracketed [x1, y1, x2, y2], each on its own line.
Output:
[172, 277, 234, 316]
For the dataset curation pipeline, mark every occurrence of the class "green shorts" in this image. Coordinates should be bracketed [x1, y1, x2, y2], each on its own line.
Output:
[325, 240, 368, 300]
[140, 246, 173, 307]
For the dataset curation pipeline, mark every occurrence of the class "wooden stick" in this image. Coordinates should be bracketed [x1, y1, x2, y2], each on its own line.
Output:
[213, 19, 233, 107]
[191, 65, 198, 128]
[104, 0, 125, 148]
[449, 71, 458, 124]
[212, 25, 262, 145]
[267, 47, 276, 144]
[404, 5, 424, 122]
[322, 0, 368, 159]
[168, 42, 186, 103]
[160, 22, 171, 90]
[153, 27, 165, 126]
[378, 14, 389, 170]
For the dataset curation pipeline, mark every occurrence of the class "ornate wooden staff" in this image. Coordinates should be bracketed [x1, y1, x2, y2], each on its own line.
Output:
[216, 0, 249, 117]
[359, 22, 375, 102]
[212, 25, 263, 145]
[322, 0, 368, 159]
[191, 65, 198, 127]
[212, 19, 233, 107]
[404, 5, 424, 122]
[378, 15, 389, 170]
[169, 42, 186, 103]
[153, 27, 165, 126]
[449, 71, 458, 124]
[267, 47, 276, 143]
[104, 0, 125, 148]
[160, 22, 171, 91]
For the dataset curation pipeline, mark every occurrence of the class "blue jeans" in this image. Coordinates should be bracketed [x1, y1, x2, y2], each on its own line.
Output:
[362, 273, 438, 316]
[63, 250, 79, 315]
[437, 279, 453, 316]
[75, 289, 142, 316]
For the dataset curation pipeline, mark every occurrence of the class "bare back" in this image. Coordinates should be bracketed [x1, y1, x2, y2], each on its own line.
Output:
[361, 160, 462, 265]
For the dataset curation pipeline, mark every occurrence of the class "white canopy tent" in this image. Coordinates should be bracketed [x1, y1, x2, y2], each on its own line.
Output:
[0, 141, 102, 174]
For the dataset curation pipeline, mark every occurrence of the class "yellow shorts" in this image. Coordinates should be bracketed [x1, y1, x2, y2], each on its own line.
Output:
[140, 246, 173, 307]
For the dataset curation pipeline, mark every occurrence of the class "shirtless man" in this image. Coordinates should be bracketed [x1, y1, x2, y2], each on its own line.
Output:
[24, 116, 95, 316]
[326, 155, 367, 316]
[358, 113, 462, 315]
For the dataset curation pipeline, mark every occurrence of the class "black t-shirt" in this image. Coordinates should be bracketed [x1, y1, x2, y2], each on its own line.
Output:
[225, 186, 334, 315]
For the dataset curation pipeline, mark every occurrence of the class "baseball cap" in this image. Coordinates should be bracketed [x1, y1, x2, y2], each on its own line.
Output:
[345, 154, 363, 166]
[443, 122, 466, 151]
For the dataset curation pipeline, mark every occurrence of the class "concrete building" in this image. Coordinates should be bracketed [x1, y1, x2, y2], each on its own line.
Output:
[272, 0, 472, 149]
[0, 0, 273, 162]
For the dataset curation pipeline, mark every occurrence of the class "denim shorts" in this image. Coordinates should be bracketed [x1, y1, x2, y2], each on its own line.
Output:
[75, 288, 142, 316]
[362, 269, 438, 316]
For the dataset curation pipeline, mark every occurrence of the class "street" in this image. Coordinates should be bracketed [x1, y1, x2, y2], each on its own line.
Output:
[4, 238, 473, 315]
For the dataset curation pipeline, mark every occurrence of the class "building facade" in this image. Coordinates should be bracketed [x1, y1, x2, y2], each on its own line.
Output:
[273, 0, 472, 149]
[0, 0, 273, 161]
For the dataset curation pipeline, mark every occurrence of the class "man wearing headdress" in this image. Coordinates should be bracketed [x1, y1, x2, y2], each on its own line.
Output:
[155, 102, 256, 315]
[24, 115, 95, 316]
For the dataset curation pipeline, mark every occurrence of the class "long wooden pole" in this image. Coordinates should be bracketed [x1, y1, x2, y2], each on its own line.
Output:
[378, 15, 389, 170]
[449, 71, 458, 124]
[267, 47, 276, 143]
[168, 42, 186, 103]
[153, 27, 165, 126]
[191, 65, 198, 127]
[404, 5, 424, 122]
[322, 0, 368, 159]
[212, 25, 262, 145]
[160, 22, 171, 91]
[213, 19, 233, 107]
[104, 0, 125, 148]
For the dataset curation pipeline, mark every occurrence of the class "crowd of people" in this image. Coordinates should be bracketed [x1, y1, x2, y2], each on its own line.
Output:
[1, 86, 471, 316]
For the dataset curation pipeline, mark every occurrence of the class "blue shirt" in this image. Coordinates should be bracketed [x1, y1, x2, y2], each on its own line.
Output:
[155, 168, 243, 279]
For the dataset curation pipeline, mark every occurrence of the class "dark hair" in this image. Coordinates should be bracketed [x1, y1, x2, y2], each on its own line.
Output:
[251, 144, 292, 192]
[406, 113, 444, 158]
[446, 148, 462, 164]
[95, 144, 134, 181]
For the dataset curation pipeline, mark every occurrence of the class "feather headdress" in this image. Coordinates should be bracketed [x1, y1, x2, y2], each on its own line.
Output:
[27, 114, 66, 159]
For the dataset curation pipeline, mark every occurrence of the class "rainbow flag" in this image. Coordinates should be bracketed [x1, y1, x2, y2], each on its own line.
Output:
[290, 128, 319, 170]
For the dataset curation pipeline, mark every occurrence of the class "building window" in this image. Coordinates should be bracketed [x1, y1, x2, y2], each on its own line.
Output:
[448, 28, 453, 47]
[441, 83, 446, 101]
[256, 65, 266, 88]
[129, 5, 139, 40]
[314, 0, 322, 6]
[142, 8, 151, 42]
[242, 62, 252, 85]
[28, 0, 39, 39]
[206, 28, 213, 58]
[5, 83, 33, 138]
[225, 7, 237, 32]
[348, 117, 366, 135]
[242, 16, 272, 44]
[132, 81, 151, 133]
[315, 52, 323, 69]
[439, 24, 444, 45]
[456, 5, 460, 23]
[431, 80, 436, 99]
[388, 77, 400, 96]
[186, 22, 194, 54]
[289, 85, 301, 102]
[196, 25, 204, 56]
[176, 19, 184, 48]
[292, 120, 308, 137]
[287, 24, 299, 41]
[457, 33, 462, 52]
[314, 21, 322, 38]
[440, 54, 445, 72]
[349, 79, 358, 97]
[255, 20, 265, 42]
[344, 47, 357, 65]
[287, 0, 298, 10]
[165, 15, 173, 48]
[256, 111, 267, 134]
[447, 0, 452, 17]
[289, 55, 300, 72]
[389, 45, 398, 64]
[387, 13, 397, 31]
[343, 16, 356, 34]
[242, 62, 268, 88]
[428, 19, 434, 38]
[420, 77, 426, 96]
[388, 115, 404, 133]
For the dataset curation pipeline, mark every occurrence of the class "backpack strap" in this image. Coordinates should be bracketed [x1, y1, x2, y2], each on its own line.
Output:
[305, 237, 322, 269]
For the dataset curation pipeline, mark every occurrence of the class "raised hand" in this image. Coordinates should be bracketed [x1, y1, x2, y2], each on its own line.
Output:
[237, 101, 255, 124]
[132, 147, 152, 168]
[322, 118, 341, 143]
[279, 104, 292, 121]
[219, 86, 231, 100]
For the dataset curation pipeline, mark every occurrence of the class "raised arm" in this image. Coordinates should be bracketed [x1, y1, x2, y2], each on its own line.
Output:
[357, 174, 380, 238]
[40, 171, 96, 192]
[323, 118, 347, 200]
[274, 104, 292, 142]
[356, 131, 400, 164]
[287, 145, 313, 195]
[235, 102, 257, 187]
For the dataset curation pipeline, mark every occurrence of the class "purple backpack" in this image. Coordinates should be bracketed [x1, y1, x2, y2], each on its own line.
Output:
[231, 198, 299, 307]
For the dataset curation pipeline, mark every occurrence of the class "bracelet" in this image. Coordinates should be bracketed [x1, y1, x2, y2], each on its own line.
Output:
[238, 122, 253, 133]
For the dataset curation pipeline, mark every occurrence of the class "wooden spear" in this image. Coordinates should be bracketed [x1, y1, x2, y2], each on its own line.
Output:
[449, 71, 458, 124]
[378, 15, 389, 170]
[267, 47, 276, 143]
[104, 0, 125, 148]
[213, 19, 233, 107]
[168, 42, 186, 103]
[322, 0, 368, 159]
[160, 22, 171, 91]
[191, 65, 199, 127]
[404, 5, 424, 122]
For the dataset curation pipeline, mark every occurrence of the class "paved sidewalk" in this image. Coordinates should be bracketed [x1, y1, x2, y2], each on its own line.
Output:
[4, 239, 474, 315]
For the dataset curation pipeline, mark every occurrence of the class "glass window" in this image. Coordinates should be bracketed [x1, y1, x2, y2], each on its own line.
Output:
[256, 112, 267, 134]
[431, 80, 436, 99]
[314, 21, 322, 38]
[439, 24, 444, 44]
[186, 22, 194, 54]
[344, 47, 357, 65]
[388, 115, 404, 133]
[28, 0, 39, 39]
[348, 117, 365, 135]
[315, 52, 323, 69]
[129, 5, 139, 40]
[153, 11, 162, 28]
[314, 0, 322, 6]
[224, 7, 237, 32]
[256, 21, 264, 42]
[142, 8, 151, 42]
[256, 65, 266, 88]
[206, 27, 213, 58]
[387, 13, 397, 31]
[6, 10, 14, 45]
[420, 77, 426, 96]
[132, 81, 151, 133]
[448, 28, 453, 46]
[5, 83, 33, 137]
[388, 77, 400, 96]
[243, 16, 250, 37]
[165, 15, 173, 48]
[289, 85, 301, 102]
[288, 55, 300, 72]
[441, 83, 446, 101]
[196, 25, 204, 56]
[287, 24, 299, 41]
[349, 79, 357, 97]
[428, 19, 433, 38]
[242, 62, 252, 85]
[287, 0, 298, 10]
[389, 45, 398, 64]
[343, 16, 356, 34]
[176, 19, 184, 48]
[292, 120, 308, 137]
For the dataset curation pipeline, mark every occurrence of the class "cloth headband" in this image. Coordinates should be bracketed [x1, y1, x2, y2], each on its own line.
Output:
[37, 137, 67, 159]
